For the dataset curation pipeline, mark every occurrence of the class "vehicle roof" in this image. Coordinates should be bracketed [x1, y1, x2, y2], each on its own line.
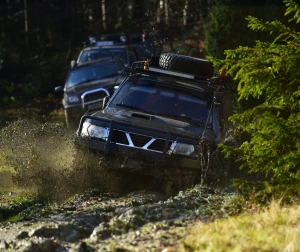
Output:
[82, 44, 138, 50]
[129, 74, 213, 96]
[126, 63, 226, 93]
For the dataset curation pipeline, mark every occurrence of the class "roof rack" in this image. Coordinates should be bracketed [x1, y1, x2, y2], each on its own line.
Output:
[84, 33, 144, 47]
[126, 61, 228, 91]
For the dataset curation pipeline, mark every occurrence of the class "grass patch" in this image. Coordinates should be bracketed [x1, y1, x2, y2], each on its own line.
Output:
[0, 191, 40, 223]
[179, 201, 300, 251]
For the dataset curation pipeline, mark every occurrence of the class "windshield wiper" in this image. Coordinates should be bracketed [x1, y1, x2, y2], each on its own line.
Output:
[74, 78, 99, 86]
[103, 74, 119, 78]
[115, 104, 153, 114]
[75, 74, 119, 86]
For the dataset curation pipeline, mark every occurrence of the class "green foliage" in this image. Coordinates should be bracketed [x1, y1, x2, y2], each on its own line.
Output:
[209, 0, 300, 199]
[0, 196, 40, 223]
[0, 45, 70, 109]
[204, 0, 285, 59]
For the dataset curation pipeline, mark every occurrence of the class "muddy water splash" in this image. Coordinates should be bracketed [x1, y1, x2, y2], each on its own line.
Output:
[0, 119, 122, 203]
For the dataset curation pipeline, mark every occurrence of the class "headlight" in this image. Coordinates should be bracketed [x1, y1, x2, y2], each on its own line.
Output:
[81, 121, 109, 140]
[68, 95, 79, 103]
[168, 142, 195, 156]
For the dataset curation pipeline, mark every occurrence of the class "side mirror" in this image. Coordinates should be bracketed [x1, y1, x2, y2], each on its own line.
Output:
[70, 60, 76, 68]
[55, 86, 64, 94]
[102, 96, 110, 109]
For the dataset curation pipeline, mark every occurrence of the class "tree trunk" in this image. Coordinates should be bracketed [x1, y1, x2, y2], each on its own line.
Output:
[164, 0, 169, 25]
[183, 0, 188, 26]
[157, 0, 164, 23]
[24, 0, 28, 46]
[102, 0, 106, 31]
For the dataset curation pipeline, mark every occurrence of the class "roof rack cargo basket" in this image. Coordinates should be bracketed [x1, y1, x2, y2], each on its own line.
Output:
[127, 60, 228, 90]
[84, 33, 144, 47]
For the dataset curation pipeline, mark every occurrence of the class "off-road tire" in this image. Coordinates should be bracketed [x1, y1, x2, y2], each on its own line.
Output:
[159, 53, 214, 78]
[65, 110, 80, 130]
[192, 146, 232, 188]
[70, 142, 106, 192]
[220, 91, 234, 137]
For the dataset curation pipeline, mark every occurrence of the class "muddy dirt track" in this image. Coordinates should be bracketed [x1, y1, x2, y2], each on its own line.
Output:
[0, 118, 245, 251]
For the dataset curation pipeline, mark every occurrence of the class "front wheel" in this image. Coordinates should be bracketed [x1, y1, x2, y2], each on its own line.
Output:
[70, 142, 106, 192]
[197, 147, 232, 187]
[151, 167, 198, 196]
[65, 110, 81, 130]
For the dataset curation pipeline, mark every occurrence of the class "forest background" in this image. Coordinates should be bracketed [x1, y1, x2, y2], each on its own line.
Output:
[0, 0, 292, 111]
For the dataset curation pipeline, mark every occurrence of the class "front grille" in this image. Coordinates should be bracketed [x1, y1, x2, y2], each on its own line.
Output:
[111, 129, 172, 153]
[130, 133, 152, 147]
[111, 130, 128, 145]
[84, 90, 107, 103]
[149, 139, 171, 152]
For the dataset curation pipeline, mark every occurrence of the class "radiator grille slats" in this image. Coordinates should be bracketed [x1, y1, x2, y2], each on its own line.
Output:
[149, 139, 171, 152]
[130, 133, 152, 147]
[111, 129, 171, 153]
[111, 130, 128, 145]
[84, 91, 107, 103]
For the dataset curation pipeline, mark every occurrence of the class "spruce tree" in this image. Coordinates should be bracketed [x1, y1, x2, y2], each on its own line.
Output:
[205, 0, 289, 59]
[208, 0, 300, 199]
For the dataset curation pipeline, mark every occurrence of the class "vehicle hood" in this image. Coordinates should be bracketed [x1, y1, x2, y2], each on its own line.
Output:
[89, 107, 216, 141]
[65, 77, 121, 94]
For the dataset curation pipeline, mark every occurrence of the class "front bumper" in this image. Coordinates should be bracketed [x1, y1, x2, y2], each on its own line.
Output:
[76, 136, 202, 171]
[75, 115, 212, 173]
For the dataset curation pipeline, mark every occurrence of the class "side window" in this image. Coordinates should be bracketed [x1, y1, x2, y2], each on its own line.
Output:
[128, 49, 136, 64]
[133, 47, 142, 60]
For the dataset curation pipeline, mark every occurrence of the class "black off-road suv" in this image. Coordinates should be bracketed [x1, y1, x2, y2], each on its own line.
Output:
[55, 56, 126, 128]
[71, 33, 155, 68]
[74, 53, 232, 190]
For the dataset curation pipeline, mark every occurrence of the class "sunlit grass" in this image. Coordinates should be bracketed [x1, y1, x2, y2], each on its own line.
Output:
[0, 154, 15, 189]
[0, 153, 15, 172]
[179, 201, 300, 251]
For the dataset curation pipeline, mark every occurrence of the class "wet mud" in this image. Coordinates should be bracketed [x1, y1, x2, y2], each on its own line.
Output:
[0, 119, 142, 203]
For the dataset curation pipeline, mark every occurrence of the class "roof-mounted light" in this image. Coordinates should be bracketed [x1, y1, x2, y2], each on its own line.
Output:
[89, 36, 97, 45]
[120, 35, 127, 43]
[95, 41, 114, 46]
[148, 67, 195, 79]
[144, 60, 149, 70]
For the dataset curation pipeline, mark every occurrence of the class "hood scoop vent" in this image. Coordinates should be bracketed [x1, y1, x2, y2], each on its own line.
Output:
[131, 113, 153, 120]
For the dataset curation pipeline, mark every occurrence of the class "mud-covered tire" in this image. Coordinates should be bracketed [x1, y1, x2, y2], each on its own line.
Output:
[220, 91, 234, 137]
[65, 110, 80, 130]
[151, 168, 198, 196]
[193, 146, 232, 188]
[159, 53, 214, 78]
[70, 142, 106, 192]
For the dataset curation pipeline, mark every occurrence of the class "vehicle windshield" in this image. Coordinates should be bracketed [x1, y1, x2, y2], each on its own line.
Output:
[66, 61, 123, 88]
[78, 48, 128, 65]
[110, 79, 210, 123]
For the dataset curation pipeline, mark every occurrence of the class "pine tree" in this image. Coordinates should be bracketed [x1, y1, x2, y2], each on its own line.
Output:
[205, 0, 288, 59]
[208, 0, 300, 199]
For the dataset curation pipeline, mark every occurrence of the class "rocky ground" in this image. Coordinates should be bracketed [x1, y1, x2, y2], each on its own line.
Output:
[0, 107, 246, 252]
[0, 184, 239, 252]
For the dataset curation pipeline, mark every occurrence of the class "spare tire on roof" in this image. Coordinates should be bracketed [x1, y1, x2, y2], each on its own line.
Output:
[159, 53, 214, 78]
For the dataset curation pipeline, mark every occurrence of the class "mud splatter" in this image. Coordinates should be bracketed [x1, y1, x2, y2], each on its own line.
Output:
[0, 119, 124, 203]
